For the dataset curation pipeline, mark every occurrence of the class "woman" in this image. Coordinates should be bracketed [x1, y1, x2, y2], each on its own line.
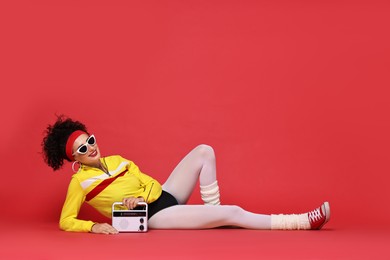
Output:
[41, 115, 330, 234]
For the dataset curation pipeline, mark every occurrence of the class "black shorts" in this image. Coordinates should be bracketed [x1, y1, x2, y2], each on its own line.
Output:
[148, 190, 178, 219]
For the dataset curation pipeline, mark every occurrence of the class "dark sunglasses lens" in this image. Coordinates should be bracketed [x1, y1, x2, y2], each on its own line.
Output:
[78, 145, 88, 154]
[88, 136, 96, 145]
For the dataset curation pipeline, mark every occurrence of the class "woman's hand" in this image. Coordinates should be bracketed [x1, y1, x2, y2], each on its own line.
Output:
[91, 223, 118, 234]
[122, 196, 145, 210]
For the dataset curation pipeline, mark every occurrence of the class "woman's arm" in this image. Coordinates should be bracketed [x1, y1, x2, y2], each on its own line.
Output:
[59, 177, 96, 232]
[125, 159, 162, 203]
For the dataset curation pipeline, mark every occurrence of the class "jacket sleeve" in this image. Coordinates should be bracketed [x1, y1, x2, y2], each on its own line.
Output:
[125, 159, 162, 203]
[59, 177, 95, 232]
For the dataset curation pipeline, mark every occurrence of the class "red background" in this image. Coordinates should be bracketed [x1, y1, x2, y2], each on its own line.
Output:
[1, 0, 389, 258]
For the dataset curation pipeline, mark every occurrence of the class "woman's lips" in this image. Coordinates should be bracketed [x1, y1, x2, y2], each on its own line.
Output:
[89, 150, 98, 157]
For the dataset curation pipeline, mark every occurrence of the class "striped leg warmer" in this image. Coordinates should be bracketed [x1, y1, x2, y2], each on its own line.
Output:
[200, 180, 220, 205]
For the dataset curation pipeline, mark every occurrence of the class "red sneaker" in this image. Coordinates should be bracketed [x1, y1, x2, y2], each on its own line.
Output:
[308, 202, 331, 230]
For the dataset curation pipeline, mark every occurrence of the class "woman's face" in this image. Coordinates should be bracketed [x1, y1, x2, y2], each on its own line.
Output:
[72, 133, 101, 167]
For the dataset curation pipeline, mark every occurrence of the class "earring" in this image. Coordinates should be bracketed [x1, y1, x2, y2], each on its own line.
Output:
[72, 161, 81, 173]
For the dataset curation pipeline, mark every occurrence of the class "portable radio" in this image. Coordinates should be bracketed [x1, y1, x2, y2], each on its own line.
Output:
[112, 202, 148, 232]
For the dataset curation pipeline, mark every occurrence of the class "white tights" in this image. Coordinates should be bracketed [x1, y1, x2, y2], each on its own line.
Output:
[148, 204, 271, 229]
[149, 144, 272, 229]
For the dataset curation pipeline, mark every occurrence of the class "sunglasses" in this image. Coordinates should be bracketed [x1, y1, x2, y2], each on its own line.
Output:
[73, 134, 96, 155]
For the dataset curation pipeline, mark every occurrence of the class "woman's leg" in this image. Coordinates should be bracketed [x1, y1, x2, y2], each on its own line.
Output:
[162, 144, 220, 205]
[148, 205, 272, 229]
[148, 202, 330, 230]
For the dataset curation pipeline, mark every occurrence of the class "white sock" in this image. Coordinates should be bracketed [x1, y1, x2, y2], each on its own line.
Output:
[200, 180, 220, 205]
[271, 213, 310, 230]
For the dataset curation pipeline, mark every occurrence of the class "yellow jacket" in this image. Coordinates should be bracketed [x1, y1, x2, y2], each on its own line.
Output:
[59, 155, 162, 232]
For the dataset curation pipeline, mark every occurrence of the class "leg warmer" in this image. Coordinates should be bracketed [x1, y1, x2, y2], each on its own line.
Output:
[200, 180, 220, 205]
[271, 213, 311, 230]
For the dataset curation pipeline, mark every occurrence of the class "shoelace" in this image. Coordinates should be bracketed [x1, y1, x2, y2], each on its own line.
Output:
[308, 207, 323, 222]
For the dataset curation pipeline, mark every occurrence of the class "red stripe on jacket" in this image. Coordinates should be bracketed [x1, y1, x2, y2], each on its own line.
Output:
[85, 170, 127, 202]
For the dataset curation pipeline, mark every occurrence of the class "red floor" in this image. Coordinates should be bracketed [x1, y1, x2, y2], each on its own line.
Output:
[2, 222, 389, 259]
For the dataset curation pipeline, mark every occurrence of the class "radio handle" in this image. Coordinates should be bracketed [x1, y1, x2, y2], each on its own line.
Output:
[112, 202, 148, 211]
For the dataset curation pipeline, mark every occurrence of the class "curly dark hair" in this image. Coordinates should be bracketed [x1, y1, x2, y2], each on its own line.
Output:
[42, 115, 89, 171]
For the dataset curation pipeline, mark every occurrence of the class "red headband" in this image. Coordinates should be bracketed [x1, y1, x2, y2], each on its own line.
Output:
[65, 130, 87, 161]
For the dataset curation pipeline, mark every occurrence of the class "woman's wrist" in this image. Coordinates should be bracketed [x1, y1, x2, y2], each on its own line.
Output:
[90, 223, 96, 232]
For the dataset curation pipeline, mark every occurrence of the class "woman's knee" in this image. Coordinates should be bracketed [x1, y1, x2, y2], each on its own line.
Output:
[227, 205, 244, 215]
[194, 144, 215, 161]
[221, 205, 245, 222]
